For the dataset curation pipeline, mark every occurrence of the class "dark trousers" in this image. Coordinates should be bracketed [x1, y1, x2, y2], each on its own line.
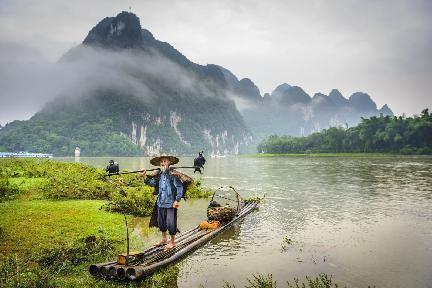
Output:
[157, 207, 178, 235]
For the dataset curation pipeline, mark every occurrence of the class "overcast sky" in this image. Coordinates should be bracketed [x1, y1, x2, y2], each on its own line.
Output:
[0, 0, 431, 124]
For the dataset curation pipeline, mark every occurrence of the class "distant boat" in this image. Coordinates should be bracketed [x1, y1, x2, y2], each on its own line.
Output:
[0, 151, 53, 158]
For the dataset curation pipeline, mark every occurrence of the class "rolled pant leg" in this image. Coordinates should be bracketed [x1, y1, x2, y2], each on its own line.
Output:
[157, 207, 168, 233]
[166, 208, 178, 236]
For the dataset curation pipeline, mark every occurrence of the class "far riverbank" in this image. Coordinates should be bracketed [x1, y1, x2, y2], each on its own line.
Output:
[240, 152, 407, 157]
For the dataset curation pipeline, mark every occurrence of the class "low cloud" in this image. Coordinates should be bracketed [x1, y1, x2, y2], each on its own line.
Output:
[0, 42, 231, 125]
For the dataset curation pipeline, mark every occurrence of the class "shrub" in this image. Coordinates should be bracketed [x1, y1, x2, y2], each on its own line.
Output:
[102, 186, 156, 217]
[186, 179, 212, 199]
[35, 233, 116, 273]
[0, 178, 20, 202]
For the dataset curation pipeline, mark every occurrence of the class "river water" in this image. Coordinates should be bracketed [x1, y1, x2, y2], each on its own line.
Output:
[60, 156, 432, 288]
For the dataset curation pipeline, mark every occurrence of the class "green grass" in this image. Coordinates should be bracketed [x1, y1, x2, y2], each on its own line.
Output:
[0, 200, 127, 258]
[240, 152, 400, 158]
[0, 199, 183, 287]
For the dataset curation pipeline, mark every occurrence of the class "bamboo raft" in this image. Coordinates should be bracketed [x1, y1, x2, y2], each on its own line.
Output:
[89, 200, 259, 281]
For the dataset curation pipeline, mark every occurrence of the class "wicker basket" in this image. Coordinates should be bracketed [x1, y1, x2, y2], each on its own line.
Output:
[207, 206, 236, 222]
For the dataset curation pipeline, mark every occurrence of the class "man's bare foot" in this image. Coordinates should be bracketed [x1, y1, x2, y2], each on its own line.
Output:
[164, 242, 176, 250]
[154, 239, 168, 247]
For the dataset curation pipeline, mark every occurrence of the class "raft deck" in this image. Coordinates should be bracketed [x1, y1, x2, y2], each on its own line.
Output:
[89, 200, 259, 281]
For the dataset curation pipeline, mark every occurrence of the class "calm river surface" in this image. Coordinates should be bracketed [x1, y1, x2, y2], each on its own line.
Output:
[59, 156, 432, 288]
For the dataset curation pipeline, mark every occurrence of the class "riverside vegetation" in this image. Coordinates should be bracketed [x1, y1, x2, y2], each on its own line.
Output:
[258, 109, 432, 155]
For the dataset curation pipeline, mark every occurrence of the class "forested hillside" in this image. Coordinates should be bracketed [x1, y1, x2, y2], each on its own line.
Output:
[258, 109, 432, 154]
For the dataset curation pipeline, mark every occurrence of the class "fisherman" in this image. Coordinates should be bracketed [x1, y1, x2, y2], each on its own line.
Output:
[193, 151, 206, 174]
[106, 160, 119, 174]
[140, 154, 184, 249]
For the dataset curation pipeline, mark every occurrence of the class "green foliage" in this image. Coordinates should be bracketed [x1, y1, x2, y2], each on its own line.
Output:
[223, 273, 351, 288]
[103, 187, 156, 216]
[43, 169, 111, 200]
[0, 158, 115, 200]
[8, 177, 49, 191]
[223, 282, 237, 288]
[185, 179, 212, 199]
[0, 93, 145, 156]
[246, 274, 277, 288]
[258, 109, 432, 155]
[0, 178, 20, 202]
[35, 233, 116, 274]
[281, 236, 294, 251]
[0, 255, 53, 288]
[287, 273, 342, 288]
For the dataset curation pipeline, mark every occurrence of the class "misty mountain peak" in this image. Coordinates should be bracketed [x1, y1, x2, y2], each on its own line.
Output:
[141, 28, 156, 43]
[263, 93, 271, 102]
[312, 93, 336, 109]
[238, 78, 262, 100]
[272, 83, 292, 96]
[312, 92, 328, 100]
[379, 104, 394, 116]
[83, 11, 143, 48]
[272, 85, 311, 106]
[349, 92, 377, 111]
[329, 89, 349, 106]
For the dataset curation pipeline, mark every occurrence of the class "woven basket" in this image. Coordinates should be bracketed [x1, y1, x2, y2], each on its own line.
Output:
[207, 206, 236, 222]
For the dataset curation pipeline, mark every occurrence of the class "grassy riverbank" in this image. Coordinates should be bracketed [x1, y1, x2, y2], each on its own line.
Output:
[257, 111, 432, 155]
[0, 158, 210, 287]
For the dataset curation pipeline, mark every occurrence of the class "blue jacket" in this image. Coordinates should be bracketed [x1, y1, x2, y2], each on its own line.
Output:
[146, 171, 184, 208]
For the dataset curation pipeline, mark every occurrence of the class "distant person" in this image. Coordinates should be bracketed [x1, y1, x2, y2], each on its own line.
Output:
[193, 151, 206, 174]
[140, 154, 185, 249]
[106, 160, 119, 174]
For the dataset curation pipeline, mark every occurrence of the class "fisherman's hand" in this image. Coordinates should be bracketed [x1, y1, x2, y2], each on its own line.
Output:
[173, 201, 179, 209]
[140, 169, 147, 177]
